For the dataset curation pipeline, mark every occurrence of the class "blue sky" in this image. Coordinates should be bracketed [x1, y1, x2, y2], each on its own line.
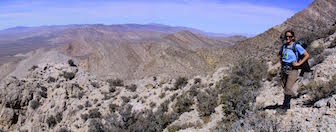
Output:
[0, 0, 313, 34]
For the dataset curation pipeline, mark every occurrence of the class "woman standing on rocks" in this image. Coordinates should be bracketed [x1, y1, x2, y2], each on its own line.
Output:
[278, 30, 310, 111]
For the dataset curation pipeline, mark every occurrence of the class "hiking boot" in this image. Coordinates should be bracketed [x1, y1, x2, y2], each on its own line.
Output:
[282, 94, 291, 110]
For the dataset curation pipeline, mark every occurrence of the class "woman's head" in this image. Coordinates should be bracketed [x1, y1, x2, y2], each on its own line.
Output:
[284, 30, 295, 44]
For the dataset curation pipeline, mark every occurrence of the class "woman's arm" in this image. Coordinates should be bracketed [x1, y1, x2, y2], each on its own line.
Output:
[293, 51, 309, 66]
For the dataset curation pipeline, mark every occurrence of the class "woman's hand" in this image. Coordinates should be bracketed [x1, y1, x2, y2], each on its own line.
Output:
[293, 61, 300, 67]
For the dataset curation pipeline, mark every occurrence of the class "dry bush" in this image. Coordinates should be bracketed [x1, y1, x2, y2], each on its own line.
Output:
[172, 95, 193, 114]
[196, 90, 218, 117]
[107, 78, 124, 87]
[126, 84, 137, 92]
[68, 59, 77, 67]
[29, 100, 39, 110]
[46, 115, 57, 128]
[298, 75, 336, 105]
[173, 77, 188, 90]
[61, 71, 76, 80]
[219, 58, 266, 126]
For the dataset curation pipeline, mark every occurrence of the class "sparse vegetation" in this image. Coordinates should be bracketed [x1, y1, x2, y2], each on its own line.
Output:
[107, 78, 124, 87]
[218, 58, 266, 128]
[85, 101, 92, 108]
[109, 103, 119, 113]
[77, 105, 84, 110]
[61, 71, 76, 80]
[197, 90, 218, 116]
[126, 84, 137, 92]
[47, 76, 56, 83]
[159, 92, 166, 99]
[194, 78, 202, 84]
[91, 82, 100, 88]
[298, 75, 336, 105]
[29, 65, 38, 71]
[173, 95, 193, 114]
[46, 115, 57, 128]
[173, 77, 188, 90]
[29, 100, 40, 110]
[68, 59, 77, 67]
[88, 108, 101, 118]
[109, 86, 116, 93]
[121, 96, 130, 104]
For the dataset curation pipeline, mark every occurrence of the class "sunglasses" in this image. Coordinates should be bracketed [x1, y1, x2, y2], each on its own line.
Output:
[285, 35, 293, 40]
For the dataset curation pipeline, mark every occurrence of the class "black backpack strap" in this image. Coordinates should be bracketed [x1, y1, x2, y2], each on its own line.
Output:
[280, 44, 286, 57]
[293, 42, 299, 61]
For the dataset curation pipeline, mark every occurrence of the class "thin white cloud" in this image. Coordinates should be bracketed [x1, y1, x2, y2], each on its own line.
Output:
[0, 1, 296, 34]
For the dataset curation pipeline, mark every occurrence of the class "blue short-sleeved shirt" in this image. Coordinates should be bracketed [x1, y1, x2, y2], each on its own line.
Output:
[280, 42, 306, 63]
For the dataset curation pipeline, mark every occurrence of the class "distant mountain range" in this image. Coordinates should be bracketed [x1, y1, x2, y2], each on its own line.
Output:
[0, 24, 247, 80]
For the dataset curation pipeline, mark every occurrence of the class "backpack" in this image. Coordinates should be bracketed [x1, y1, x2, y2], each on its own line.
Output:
[279, 41, 311, 76]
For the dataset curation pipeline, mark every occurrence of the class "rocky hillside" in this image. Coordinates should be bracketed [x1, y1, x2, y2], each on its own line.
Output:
[0, 30, 335, 131]
[1, 0, 336, 131]
[232, 0, 336, 63]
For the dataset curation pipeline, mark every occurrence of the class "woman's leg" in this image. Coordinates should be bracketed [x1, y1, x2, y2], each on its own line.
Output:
[285, 70, 299, 96]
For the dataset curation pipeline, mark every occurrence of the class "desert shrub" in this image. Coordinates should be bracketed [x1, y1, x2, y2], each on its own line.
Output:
[80, 114, 89, 122]
[219, 58, 266, 127]
[57, 127, 70, 132]
[217, 111, 278, 131]
[93, 99, 98, 104]
[107, 78, 124, 87]
[121, 96, 130, 104]
[88, 108, 101, 118]
[126, 84, 137, 92]
[109, 103, 119, 113]
[298, 75, 336, 105]
[88, 119, 106, 132]
[172, 95, 193, 114]
[310, 54, 325, 67]
[39, 91, 48, 98]
[173, 77, 188, 90]
[328, 41, 336, 49]
[112, 104, 179, 131]
[55, 112, 63, 123]
[47, 76, 56, 83]
[61, 71, 76, 80]
[29, 65, 38, 71]
[46, 115, 57, 128]
[307, 44, 324, 57]
[68, 59, 77, 67]
[230, 58, 267, 87]
[77, 105, 84, 110]
[29, 100, 40, 110]
[150, 102, 156, 108]
[196, 90, 218, 116]
[194, 78, 202, 84]
[91, 82, 100, 88]
[85, 101, 92, 108]
[188, 84, 200, 97]
[158, 100, 170, 113]
[159, 92, 166, 99]
[40, 85, 47, 91]
[109, 86, 116, 93]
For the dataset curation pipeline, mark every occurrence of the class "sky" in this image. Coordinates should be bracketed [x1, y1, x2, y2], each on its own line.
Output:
[0, 0, 313, 35]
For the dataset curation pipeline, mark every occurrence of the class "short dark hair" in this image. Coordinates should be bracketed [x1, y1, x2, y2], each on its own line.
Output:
[285, 30, 295, 37]
[280, 30, 295, 42]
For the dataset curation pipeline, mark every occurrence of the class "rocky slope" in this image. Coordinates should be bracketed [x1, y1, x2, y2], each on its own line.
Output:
[0, 58, 229, 131]
[0, 30, 335, 131]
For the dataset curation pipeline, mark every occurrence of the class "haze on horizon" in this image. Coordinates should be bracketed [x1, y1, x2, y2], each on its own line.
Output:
[0, 0, 313, 35]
